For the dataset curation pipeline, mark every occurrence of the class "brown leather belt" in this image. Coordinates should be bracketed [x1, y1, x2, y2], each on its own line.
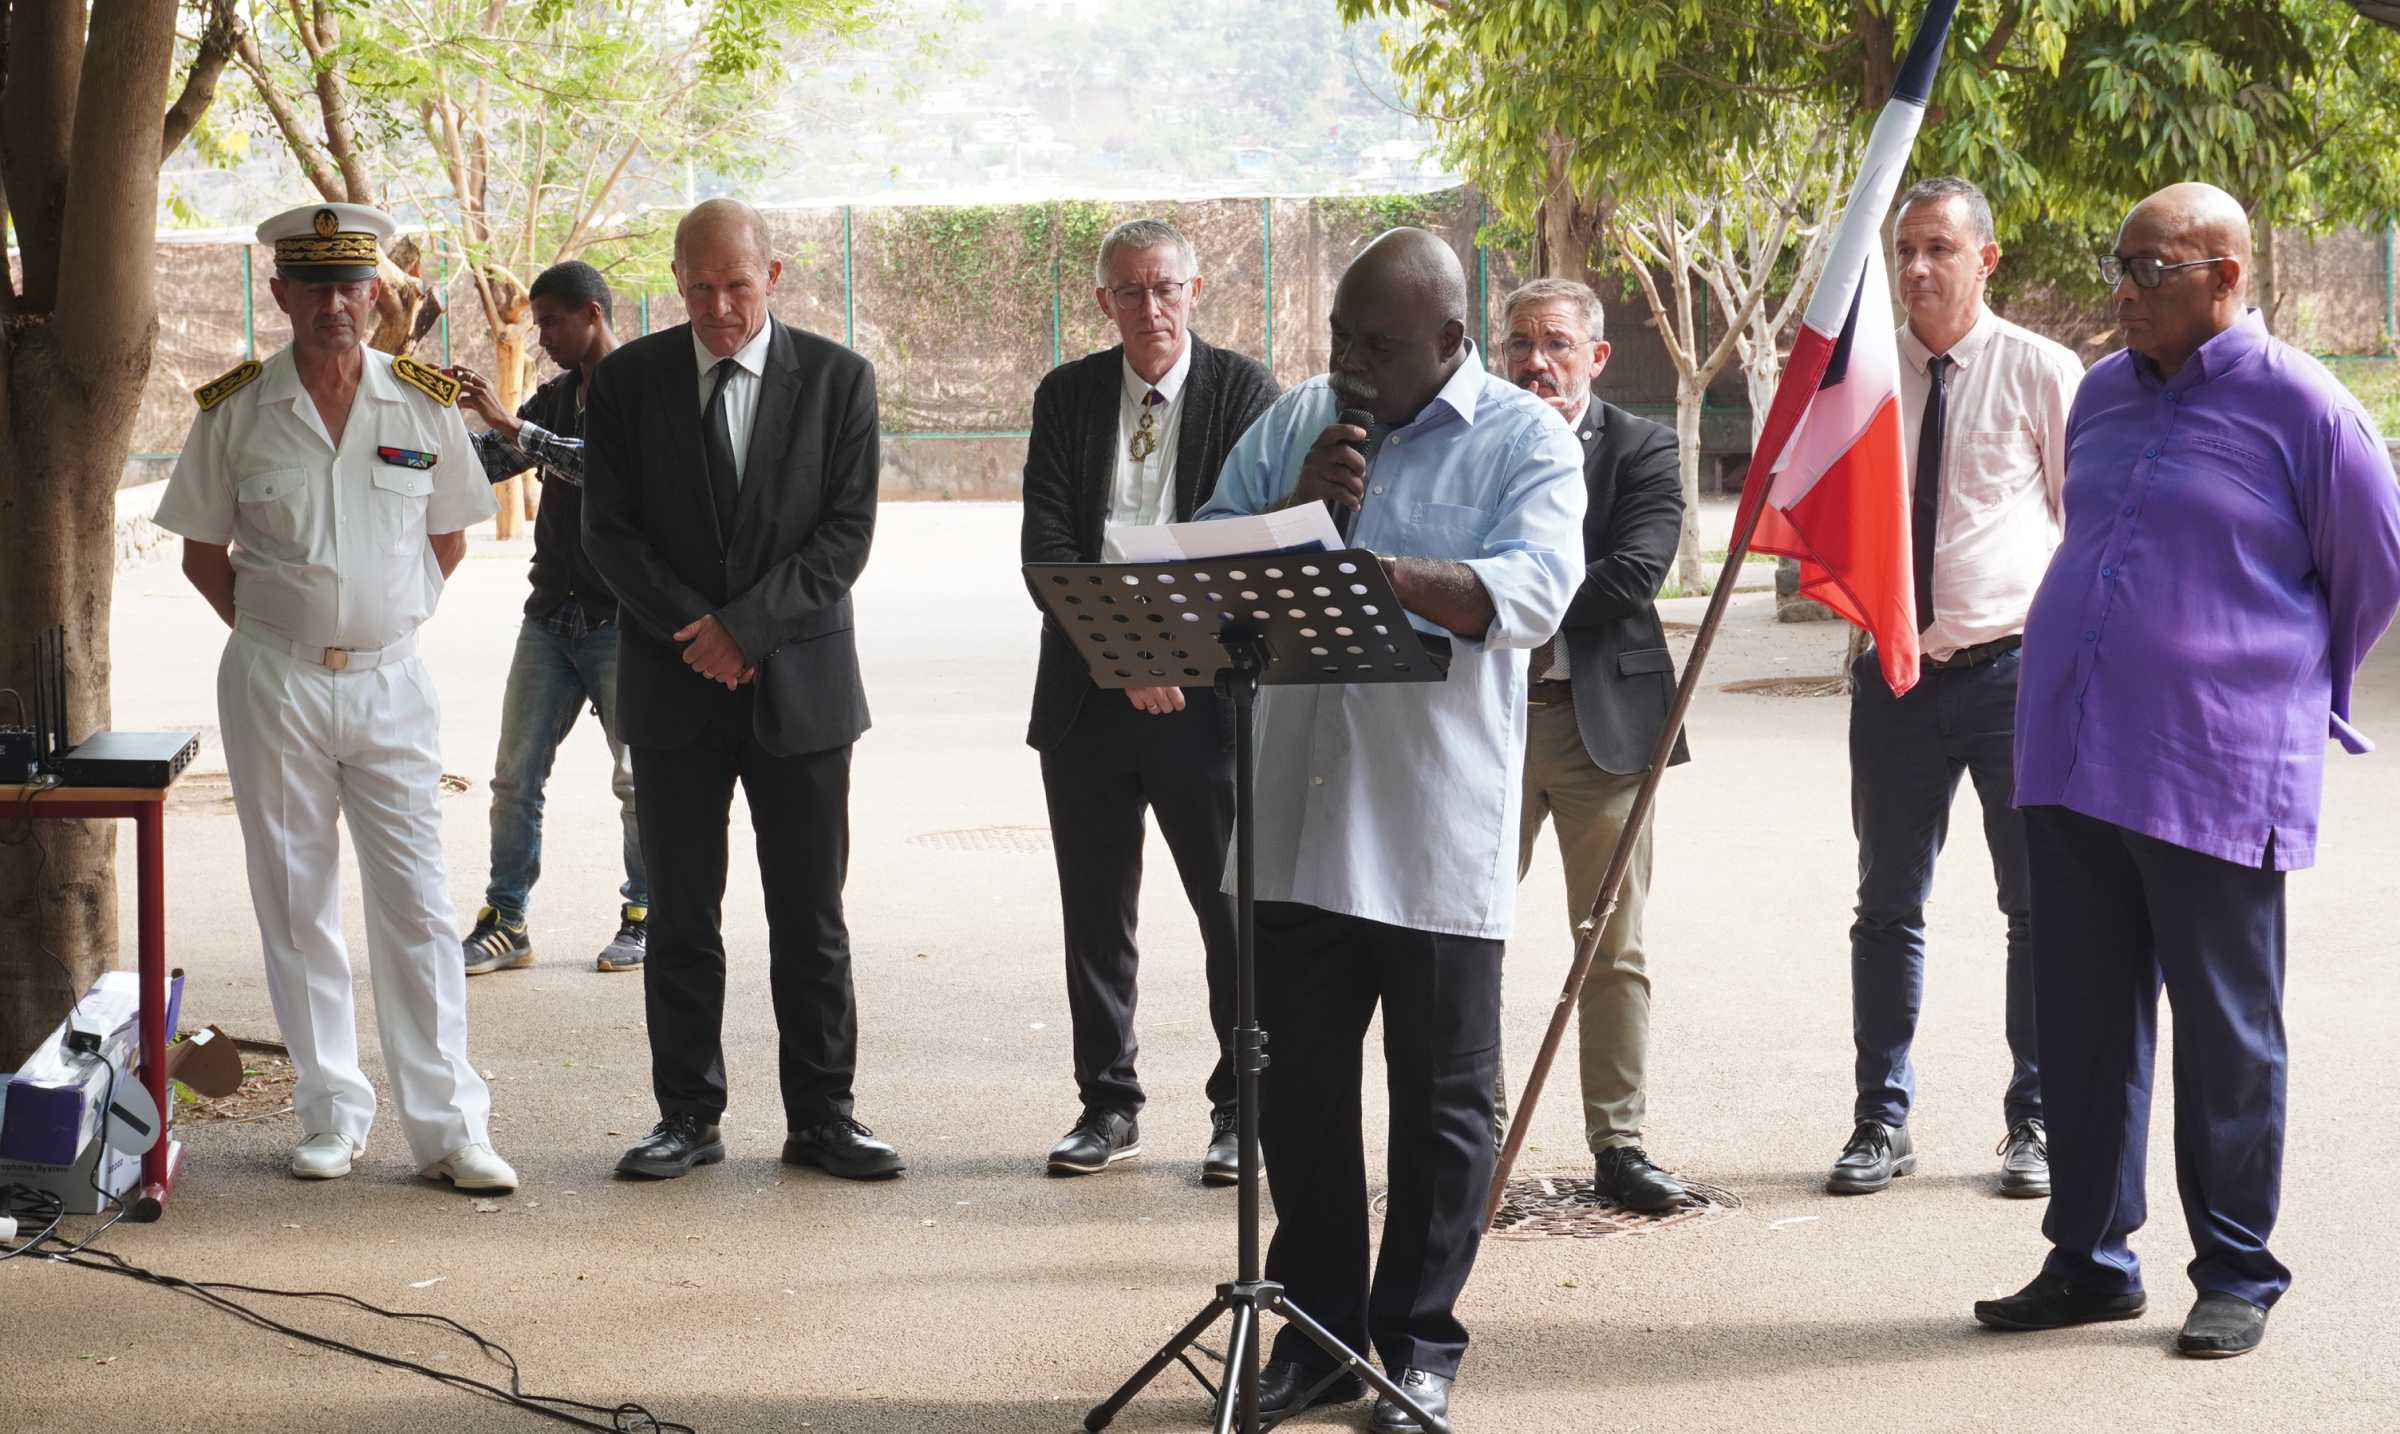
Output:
[1527, 678, 1575, 706]
[1924, 633, 2022, 670]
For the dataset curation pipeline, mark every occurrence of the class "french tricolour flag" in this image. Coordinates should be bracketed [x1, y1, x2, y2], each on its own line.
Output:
[1736, 0, 1958, 697]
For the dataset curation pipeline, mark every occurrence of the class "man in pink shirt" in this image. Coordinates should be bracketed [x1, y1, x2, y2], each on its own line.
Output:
[1829, 177, 2084, 1200]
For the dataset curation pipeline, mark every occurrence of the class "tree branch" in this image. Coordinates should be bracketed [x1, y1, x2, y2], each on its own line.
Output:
[2, 0, 83, 312]
[307, 5, 374, 200]
[57, 0, 179, 361]
[231, 12, 344, 201]
[163, 0, 242, 160]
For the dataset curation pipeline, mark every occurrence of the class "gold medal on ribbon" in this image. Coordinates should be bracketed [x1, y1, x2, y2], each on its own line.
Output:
[1127, 409, 1157, 463]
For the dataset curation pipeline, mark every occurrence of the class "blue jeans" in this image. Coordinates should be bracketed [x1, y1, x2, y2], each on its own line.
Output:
[485, 614, 644, 922]
[1848, 643, 2038, 1129]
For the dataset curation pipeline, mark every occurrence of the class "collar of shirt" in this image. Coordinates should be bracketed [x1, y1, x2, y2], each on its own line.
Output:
[1399, 341, 1489, 435]
[691, 318, 773, 384]
[1897, 303, 1998, 374]
[2129, 308, 2268, 389]
[1120, 340, 1193, 407]
[256, 348, 407, 448]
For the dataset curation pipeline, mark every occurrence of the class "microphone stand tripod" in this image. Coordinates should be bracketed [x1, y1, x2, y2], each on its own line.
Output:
[1081, 632, 1449, 1434]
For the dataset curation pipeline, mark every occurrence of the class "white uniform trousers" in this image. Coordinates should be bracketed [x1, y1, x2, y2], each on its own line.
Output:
[218, 627, 492, 1166]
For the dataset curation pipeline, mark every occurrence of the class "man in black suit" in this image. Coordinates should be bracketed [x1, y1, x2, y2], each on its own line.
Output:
[583, 197, 902, 1182]
[1497, 277, 1693, 1211]
[1021, 218, 1278, 1182]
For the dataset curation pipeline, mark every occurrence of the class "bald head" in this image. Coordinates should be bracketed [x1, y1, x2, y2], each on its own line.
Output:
[675, 197, 775, 270]
[674, 196, 782, 359]
[1328, 227, 1471, 424]
[2111, 181, 2251, 378]
[1349, 227, 1470, 325]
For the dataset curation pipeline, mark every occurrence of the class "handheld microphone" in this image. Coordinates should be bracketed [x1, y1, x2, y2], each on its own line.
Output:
[1334, 407, 1377, 542]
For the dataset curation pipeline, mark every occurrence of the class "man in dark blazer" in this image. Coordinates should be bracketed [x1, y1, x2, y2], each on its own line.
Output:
[1498, 277, 1694, 1211]
[583, 197, 902, 1183]
[1020, 218, 1278, 1183]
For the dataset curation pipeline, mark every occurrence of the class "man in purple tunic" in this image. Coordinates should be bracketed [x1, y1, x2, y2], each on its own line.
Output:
[1972, 182, 2400, 1358]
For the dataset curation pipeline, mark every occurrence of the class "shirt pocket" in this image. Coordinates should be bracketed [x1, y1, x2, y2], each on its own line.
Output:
[368, 462, 435, 553]
[1408, 499, 1490, 560]
[234, 467, 310, 562]
[1952, 430, 2039, 515]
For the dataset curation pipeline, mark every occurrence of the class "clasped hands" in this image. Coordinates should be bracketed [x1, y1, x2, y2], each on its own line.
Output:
[675, 614, 754, 690]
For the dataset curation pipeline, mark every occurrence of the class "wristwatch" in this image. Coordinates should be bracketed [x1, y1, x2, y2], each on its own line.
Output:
[1377, 552, 1400, 584]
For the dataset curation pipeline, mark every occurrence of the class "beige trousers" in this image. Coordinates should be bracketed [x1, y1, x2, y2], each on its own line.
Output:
[1501, 699, 1655, 1153]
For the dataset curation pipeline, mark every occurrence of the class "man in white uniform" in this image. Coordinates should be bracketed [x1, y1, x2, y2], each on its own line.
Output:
[155, 203, 517, 1192]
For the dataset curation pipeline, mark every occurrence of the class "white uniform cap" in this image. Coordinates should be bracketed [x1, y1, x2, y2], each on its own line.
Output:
[257, 202, 399, 281]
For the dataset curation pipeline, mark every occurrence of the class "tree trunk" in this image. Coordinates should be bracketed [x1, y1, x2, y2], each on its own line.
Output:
[479, 274, 536, 537]
[1673, 370, 1707, 594]
[0, 324, 144, 1067]
[1, 0, 190, 1066]
[2255, 222, 2281, 335]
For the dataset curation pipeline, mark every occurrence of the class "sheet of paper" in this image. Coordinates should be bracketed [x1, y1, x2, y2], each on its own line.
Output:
[1103, 504, 1345, 563]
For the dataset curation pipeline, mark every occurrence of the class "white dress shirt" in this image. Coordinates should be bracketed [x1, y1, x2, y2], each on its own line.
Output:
[1108, 341, 1193, 527]
[1898, 305, 2084, 659]
[692, 319, 774, 487]
[156, 347, 494, 650]
[1199, 348, 1588, 939]
[1538, 391, 1603, 681]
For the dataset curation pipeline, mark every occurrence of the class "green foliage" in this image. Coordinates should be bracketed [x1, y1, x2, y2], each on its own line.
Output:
[1345, 0, 2400, 268]
[1319, 191, 1459, 234]
[2327, 358, 2400, 430]
[221, 0, 903, 290]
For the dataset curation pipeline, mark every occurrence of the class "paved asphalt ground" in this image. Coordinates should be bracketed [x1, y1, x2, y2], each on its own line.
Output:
[6, 501, 2398, 1432]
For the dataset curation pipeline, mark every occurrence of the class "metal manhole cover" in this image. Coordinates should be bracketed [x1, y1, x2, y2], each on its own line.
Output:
[1721, 674, 1847, 698]
[905, 824, 1053, 854]
[1377, 1172, 1740, 1239]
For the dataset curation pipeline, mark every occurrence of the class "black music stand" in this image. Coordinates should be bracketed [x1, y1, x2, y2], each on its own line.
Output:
[1023, 549, 1451, 1434]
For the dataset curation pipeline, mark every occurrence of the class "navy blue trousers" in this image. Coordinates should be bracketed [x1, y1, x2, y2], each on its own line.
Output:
[2025, 804, 2291, 1309]
[1848, 645, 2039, 1128]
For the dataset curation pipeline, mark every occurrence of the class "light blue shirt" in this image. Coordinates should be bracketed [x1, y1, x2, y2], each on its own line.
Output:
[1197, 348, 1586, 938]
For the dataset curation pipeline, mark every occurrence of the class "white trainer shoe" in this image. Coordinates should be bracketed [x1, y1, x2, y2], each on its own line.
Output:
[423, 1142, 519, 1193]
[290, 1132, 356, 1180]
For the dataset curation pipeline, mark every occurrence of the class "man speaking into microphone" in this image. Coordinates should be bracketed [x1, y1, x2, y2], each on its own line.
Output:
[1196, 228, 1584, 1432]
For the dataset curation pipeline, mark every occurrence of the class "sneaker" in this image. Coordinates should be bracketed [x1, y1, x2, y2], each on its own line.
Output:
[462, 906, 533, 976]
[596, 904, 648, 972]
[1997, 1117, 2051, 1198]
[1827, 1119, 1915, 1194]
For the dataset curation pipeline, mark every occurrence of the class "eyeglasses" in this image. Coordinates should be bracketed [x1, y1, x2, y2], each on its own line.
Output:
[1106, 281, 1189, 309]
[1502, 333, 1591, 361]
[2098, 254, 2229, 290]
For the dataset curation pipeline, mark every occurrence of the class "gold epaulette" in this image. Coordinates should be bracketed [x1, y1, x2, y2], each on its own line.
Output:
[193, 361, 262, 411]
[392, 355, 462, 406]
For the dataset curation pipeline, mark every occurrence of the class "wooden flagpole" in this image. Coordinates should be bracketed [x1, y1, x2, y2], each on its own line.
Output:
[1484, 496, 1775, 1227]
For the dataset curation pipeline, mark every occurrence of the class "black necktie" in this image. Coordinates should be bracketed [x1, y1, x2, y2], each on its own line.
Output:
[702, 357, 740, 539]
[1912, 354, 1951, 632]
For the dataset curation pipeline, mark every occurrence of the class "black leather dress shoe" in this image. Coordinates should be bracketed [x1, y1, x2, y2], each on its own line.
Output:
[1827, 1119, 1915, 1194]
[1047, 1109, 1140, 1176]
[1974, 1271, 2147, 1330]
[1369, 1367, 1454, 1433]
[615, 1115, 725, 1179]
[782, 1118, 906, 1180]
[1254, 1359, 1364, 1420]
[1596, 1145, 1687, 1212]
[2177, 1291, 2267, 1358]
[1201, 1108, 1239, 1187]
